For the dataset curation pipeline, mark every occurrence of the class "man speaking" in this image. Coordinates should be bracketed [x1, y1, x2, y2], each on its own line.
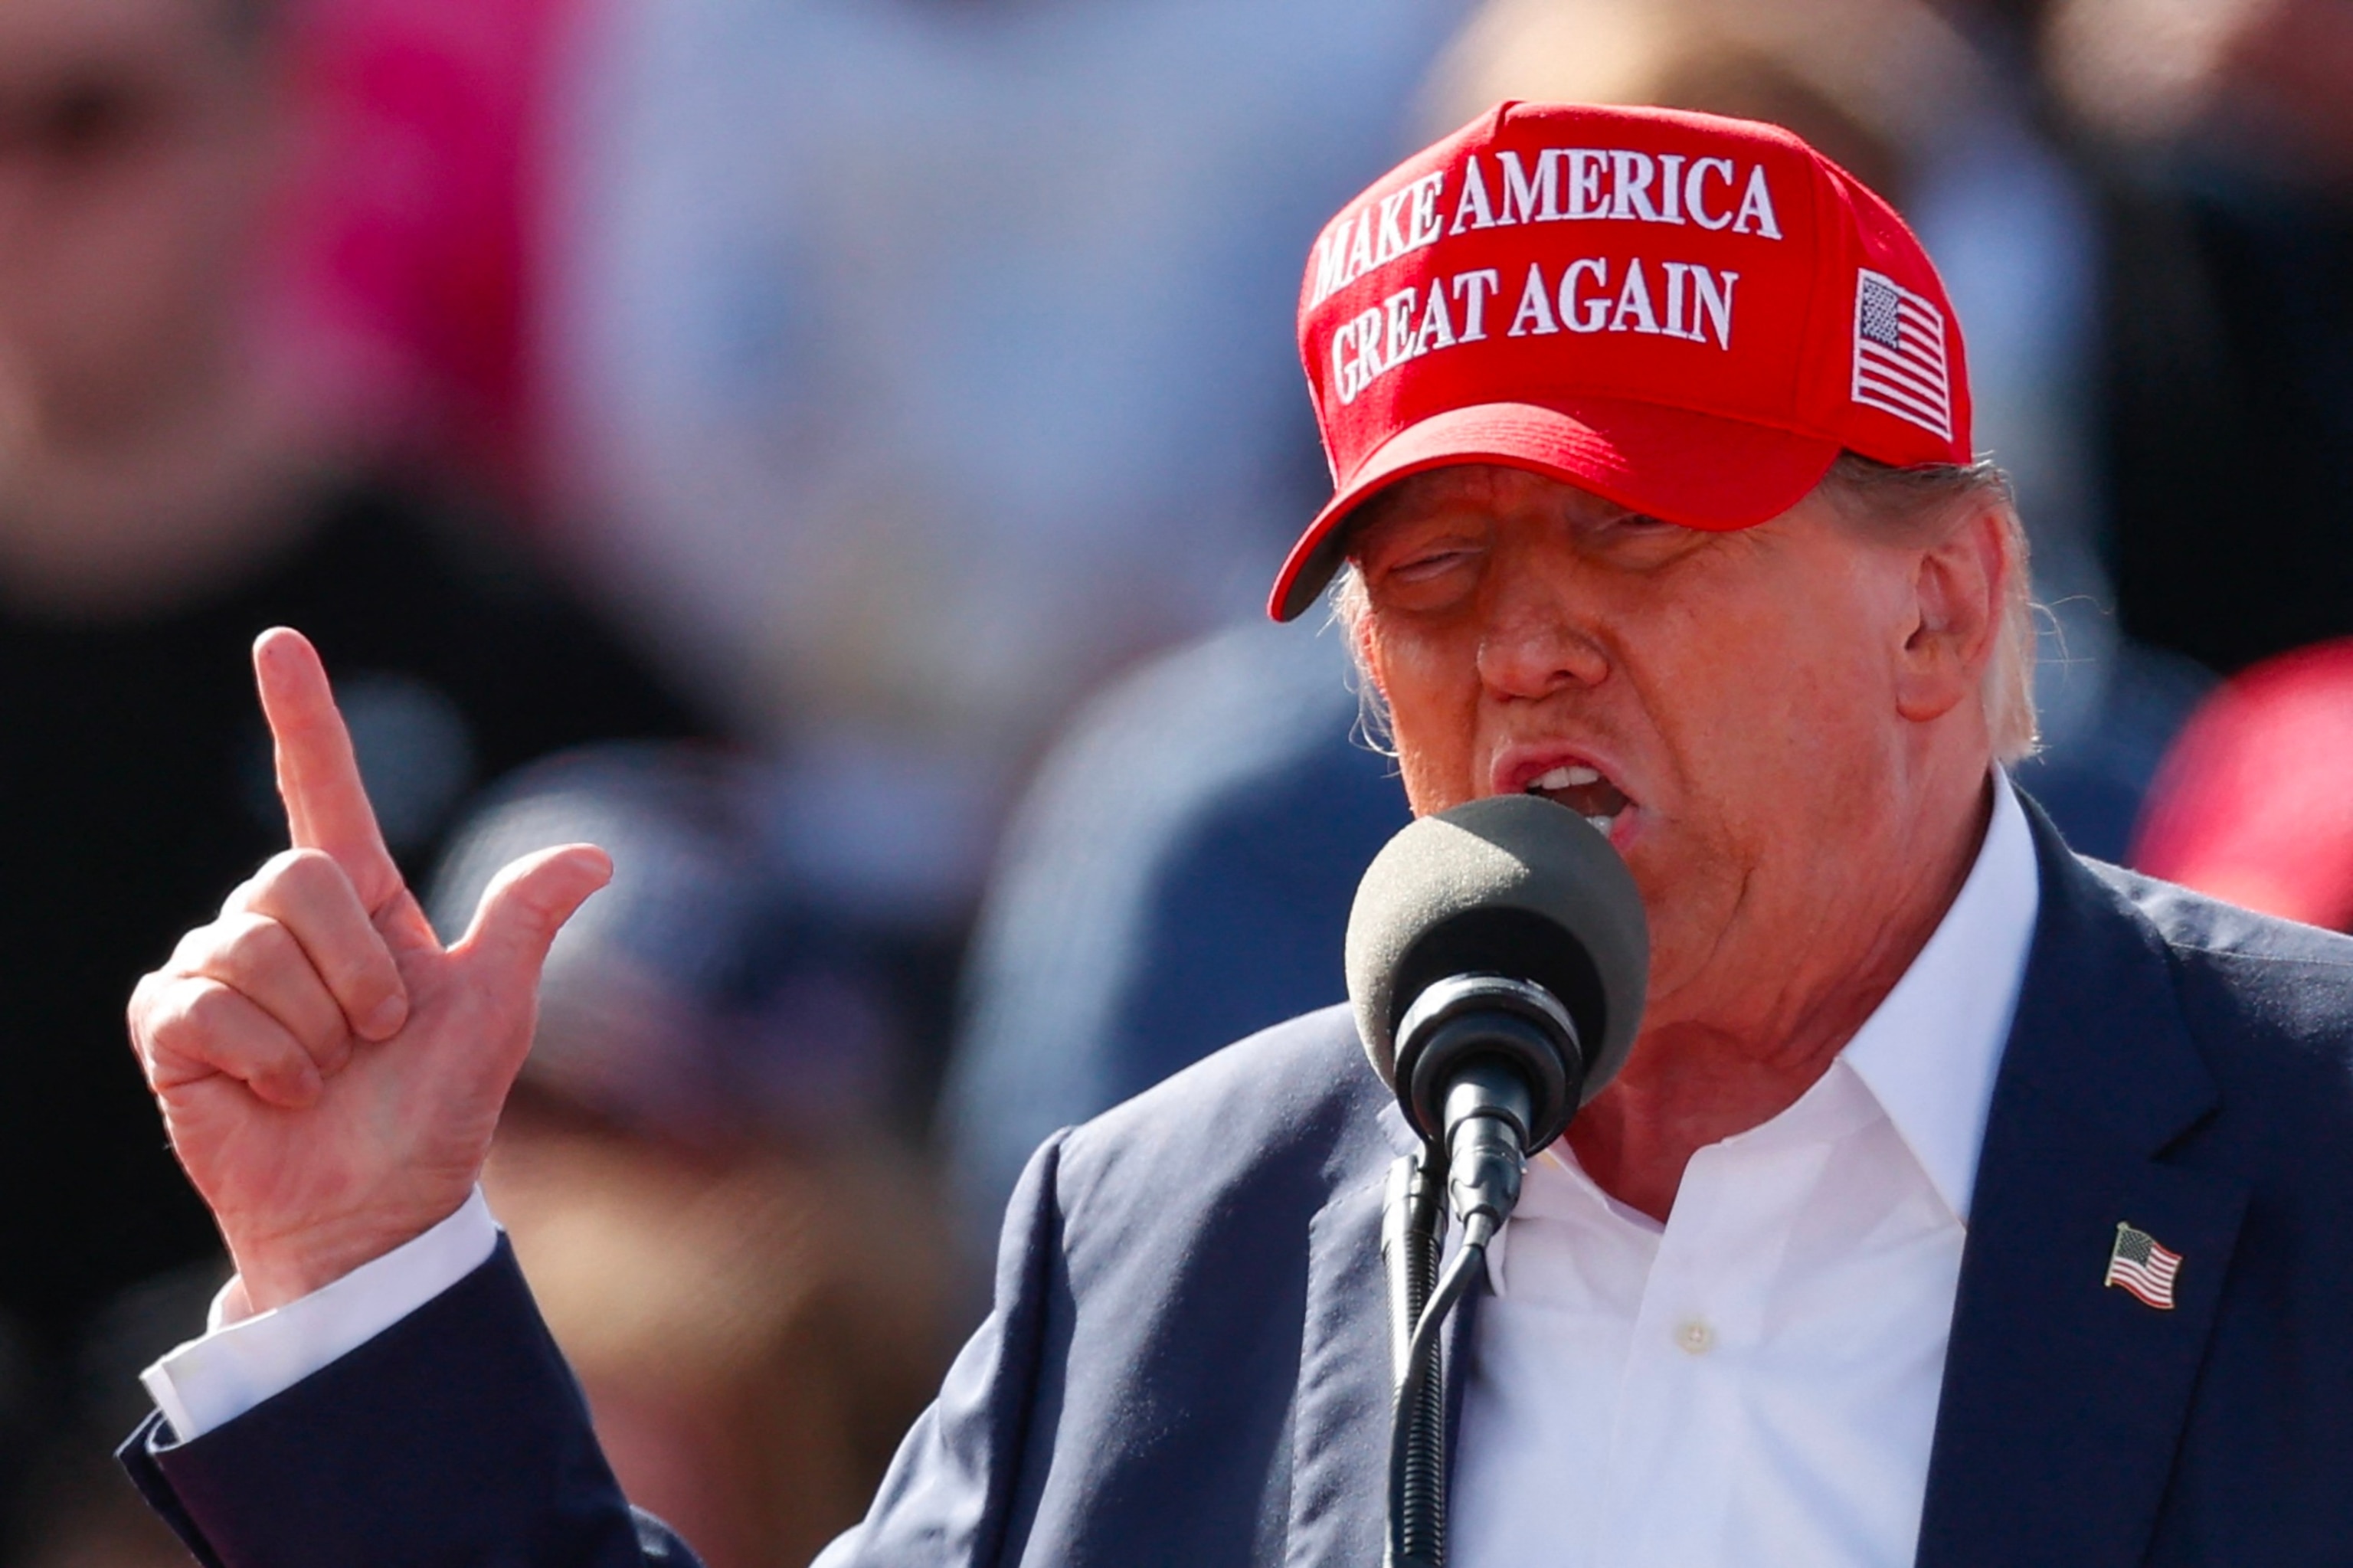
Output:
[120, 104, 2353, 1565]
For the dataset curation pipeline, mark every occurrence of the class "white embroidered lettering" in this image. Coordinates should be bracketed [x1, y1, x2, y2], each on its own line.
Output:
[1343, 213, 1376, 284]
[1412, 284, 1458, 355]
[1657, 154, 1687, 224]
[1450, 156, 1497, 234]
[1686, 158, 1735, 231]
[1407, 171, 1446, 248]
[1376, 190, 1412, 264]
[1383, 287, 1419, 367]
[1690, 267, 1737, 348]
[1661, 261, 1694, 339]
[1346, 305, 1385, 399]
[1608, 258, 1661, 334]
[1330, 317, 1360, 402]
[1309, 219, 1351, 307]
[1609, 151, 1660, 221]
[1560, 257, 1608, 332]
[1509, 262, 1560, 336]
[1731, 165, 1781, 238]
[1564, 149, 1608, 219]
[1497, 150, 1563, 225]
[1451, 268, 1501, 341]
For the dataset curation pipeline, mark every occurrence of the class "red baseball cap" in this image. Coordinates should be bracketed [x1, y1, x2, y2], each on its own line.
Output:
[1270, 101, 1973, 621]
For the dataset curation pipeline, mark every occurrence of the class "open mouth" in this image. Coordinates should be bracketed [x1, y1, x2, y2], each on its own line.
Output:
[1523, 763, 1632, 838]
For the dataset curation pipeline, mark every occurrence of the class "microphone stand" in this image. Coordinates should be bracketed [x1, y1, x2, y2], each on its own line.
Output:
[1382, 1149, 1453, 1568]
[1381, 1046, 1536, 1568]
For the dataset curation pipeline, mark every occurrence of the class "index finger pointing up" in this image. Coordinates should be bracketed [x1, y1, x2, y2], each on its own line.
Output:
[253, 628, 404, 914]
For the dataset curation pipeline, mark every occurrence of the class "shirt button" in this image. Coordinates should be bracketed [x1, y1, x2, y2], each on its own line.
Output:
[1674, 1318, 1715, 1356]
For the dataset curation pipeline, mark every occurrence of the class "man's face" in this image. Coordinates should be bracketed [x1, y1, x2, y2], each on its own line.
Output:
[1351, 462, 1951, 1043]
[0, 0, 271, 447]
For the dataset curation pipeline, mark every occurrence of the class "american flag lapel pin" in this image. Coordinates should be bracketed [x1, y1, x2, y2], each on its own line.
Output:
[2106, 1220, 2183, 1311]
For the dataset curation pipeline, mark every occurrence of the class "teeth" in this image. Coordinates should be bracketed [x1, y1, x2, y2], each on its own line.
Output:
[1533, 764, 1602, 790]
[1586, 815, 1615, 836]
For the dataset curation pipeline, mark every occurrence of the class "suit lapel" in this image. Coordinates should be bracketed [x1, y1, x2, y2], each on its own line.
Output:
[1916, 806, 2248, 1568]
[1284, 1105, 1419, 1568]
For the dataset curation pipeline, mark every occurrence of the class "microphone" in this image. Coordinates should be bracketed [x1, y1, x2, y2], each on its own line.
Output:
[1347, 792, 1648, 1243]
[1347, 794, 1648, 1568]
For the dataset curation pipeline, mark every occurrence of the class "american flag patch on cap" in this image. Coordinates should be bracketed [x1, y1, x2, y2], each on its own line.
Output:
[2105, 1220, 2182, 1311]
[1851, 269, 1952, 441]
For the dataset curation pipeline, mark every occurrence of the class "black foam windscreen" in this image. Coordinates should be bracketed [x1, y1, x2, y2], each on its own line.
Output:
[1346, 794, 1649, 1107]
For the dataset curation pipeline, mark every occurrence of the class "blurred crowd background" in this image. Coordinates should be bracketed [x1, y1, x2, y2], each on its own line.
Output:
[4, 0, 2351, 1561]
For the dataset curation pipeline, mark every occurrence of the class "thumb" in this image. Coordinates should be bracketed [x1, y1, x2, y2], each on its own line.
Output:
[454, 843, 614, 995]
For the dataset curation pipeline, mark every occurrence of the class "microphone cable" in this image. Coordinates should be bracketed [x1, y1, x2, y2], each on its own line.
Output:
[1386, 1223, 1487, 1568]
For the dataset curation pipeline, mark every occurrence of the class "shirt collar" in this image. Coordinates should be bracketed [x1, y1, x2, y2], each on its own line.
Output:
[1514, 770, 2035, 1218]
[1490, 769, 2041, 1296]
[1838, 768, 2040, 1225]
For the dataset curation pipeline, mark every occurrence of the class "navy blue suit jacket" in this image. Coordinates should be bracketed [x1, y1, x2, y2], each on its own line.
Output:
[124, 810, 2353, 1566]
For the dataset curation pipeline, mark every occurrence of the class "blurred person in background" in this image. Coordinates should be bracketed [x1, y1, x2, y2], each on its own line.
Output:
[0, 0, 711, 1492]
[938, 0, 2211, 1275]
[2130, 638, 2353, 935]
[529, 0, 1462, 1003]
[428, 749, 951, 1568]
[2037, 0, 2353, 677]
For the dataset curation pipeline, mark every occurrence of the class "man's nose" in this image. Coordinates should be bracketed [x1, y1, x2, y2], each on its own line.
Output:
[1474, 578, 1610, 700]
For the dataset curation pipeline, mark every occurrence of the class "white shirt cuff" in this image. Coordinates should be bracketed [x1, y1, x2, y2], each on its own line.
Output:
[139, 1188, 501, 1442]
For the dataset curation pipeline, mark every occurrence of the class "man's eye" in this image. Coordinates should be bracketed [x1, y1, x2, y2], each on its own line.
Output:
[1632, 513, 1696, 541]
[1392, 547, 1477, 581]
[1602, 514, 1674, 537]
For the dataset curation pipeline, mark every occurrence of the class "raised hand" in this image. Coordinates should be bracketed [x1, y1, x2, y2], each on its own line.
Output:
[128, 629, 612, 1313]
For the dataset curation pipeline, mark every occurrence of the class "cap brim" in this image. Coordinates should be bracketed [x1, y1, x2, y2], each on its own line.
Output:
[1268, 398, 1841, 621]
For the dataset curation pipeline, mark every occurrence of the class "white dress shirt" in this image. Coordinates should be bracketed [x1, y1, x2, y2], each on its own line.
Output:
[1453, 771, 2039, 1567]
[142, 1187, 500, 1441]
[147, 773, 2039, 1568]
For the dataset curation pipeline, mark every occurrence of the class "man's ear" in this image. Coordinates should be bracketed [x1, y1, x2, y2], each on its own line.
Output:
[1895, 502, 2009, 725]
